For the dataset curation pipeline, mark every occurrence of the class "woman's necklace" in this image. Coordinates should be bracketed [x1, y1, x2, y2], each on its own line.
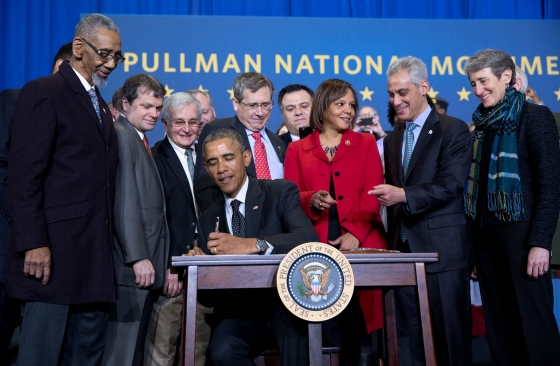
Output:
[322, 144, 339, 157]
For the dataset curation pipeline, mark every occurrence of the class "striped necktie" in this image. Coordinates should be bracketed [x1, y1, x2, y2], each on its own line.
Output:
[400, 122, 417, 242]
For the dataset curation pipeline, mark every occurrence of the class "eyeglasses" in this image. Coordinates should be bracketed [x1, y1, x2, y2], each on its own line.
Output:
[171, 119, 199, 128]
[81, 38, 126, 65]
[238, 100, 274, 111]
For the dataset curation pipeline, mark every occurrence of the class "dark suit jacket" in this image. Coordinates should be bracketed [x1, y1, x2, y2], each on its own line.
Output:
[152, 137, 197, 256]
[197, 177, 318, 321]
[279, 132, 293, 147]
[383, 109, 473, 273]
[113, 116, 170, 290]
[194, 115, 286, 213]
[0, 89, 18, 257]
[7, 61, 119, 304]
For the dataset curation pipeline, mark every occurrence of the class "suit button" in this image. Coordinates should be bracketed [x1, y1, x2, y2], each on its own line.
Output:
[334, 172, 340, 176]
[338, 195, 343, 200]
[191, 222, 196, 227]
[105, 219, 109, 225]
[107, 182, 112, 188]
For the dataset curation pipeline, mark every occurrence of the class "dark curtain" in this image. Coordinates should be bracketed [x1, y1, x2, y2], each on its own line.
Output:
[1, 0, 559, 90]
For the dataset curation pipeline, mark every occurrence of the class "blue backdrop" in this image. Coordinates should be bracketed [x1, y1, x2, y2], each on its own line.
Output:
[1, 0, 559, 142]
[101, 15, 560, 141]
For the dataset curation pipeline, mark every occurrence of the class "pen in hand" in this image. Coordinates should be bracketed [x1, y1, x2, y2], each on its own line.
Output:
[215, 217, 220, 233]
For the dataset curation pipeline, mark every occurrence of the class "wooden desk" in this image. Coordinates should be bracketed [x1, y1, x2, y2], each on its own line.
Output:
[172, 253, 439, 366]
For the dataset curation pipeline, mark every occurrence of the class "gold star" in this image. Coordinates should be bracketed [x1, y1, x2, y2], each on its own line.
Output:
[227, 89, 234, 100]
[427, 87, 439, 101]
[554, 88, 560, 101]
[164, 85, 174, 98]
[198, 85, 208, 92]
[359, 87, 374, 101]
[457, 87, 471, 102]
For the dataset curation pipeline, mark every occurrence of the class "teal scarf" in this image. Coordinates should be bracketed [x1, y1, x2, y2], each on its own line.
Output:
[464, 86, 525, 222]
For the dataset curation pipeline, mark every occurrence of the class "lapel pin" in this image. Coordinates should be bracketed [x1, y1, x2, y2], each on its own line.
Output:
[103, 108, 106, 113]
[345, 140, 350, 146]
[428, 130, 433, 134]
[253, 206, 258, 209]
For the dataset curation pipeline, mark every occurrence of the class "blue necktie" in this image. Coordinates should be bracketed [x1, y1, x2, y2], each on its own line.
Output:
[88, 88, 102, 125]
[184, 148, 195, 180]
[231, 199, 246, 238]
[401, 122, 417, 242]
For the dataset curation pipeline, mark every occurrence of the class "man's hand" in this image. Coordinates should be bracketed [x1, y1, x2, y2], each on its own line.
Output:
[24, 247, 51, 285]
[329, 232, 360, 250]
[526, 247, 549, 279]
[163, 269, 182, 298]
[526, 86, 542, 104]
[185, 247, 206, 256]
[369, 184, 406, 207]
[311, 190, 337, 211]
[133, 259, 155, 288]
[207, 232, 258, 255]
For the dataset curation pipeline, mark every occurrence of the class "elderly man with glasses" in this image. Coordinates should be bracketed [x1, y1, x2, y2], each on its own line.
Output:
[6, 14, 122, 365]
[194, 72, 286, 213]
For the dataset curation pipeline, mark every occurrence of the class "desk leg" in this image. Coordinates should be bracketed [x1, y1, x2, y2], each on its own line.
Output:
[308, 322, 322, 366]
[182, 266, 198, 366]
[384, 289, 399, 366]
[415, 263, 436, 366]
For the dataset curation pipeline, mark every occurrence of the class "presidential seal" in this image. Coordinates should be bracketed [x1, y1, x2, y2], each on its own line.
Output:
[277, 242, 354, 321]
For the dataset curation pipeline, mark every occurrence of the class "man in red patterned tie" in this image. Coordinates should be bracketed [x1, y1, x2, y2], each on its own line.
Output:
[194, 72, 287, 213]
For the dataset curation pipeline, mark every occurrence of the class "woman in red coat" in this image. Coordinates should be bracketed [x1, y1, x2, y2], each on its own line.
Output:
[284, 79, 386, 335]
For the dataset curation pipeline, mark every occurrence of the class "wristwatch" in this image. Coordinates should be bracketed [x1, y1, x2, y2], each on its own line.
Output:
[256, 238, 268, 254]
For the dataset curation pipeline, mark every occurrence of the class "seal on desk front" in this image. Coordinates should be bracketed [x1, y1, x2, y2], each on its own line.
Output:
[277, 242, 354, 321]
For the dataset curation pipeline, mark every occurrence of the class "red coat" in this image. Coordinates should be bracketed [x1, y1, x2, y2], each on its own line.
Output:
[285, 129, 386, 332]
[284, 129, 386, 249]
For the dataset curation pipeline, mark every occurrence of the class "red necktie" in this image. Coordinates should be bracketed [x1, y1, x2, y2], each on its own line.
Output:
[143, 135, 153, 159]
[251, 132, 271, 180]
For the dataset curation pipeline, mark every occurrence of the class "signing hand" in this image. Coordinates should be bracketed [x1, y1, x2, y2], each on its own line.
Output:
[526, 247, 549, 279]
[207, 232, 258, 255]
[369, 184, 406, 207]
[311, 190, 337, 211]
[185, 247, 206, 256]
[24, 247, 51, 285]
[163, 269, 182, 298]
[329, 232, 360, 250]
[133, 259, 155, 288]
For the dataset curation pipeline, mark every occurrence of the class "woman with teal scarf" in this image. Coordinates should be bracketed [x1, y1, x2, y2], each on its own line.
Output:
[464, 49, 560, 366]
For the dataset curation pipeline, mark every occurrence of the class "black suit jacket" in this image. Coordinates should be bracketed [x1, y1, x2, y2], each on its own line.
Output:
[384, 109, 473, 273]
[0, 89, 18, 257]
[197, 177, 318, 321]
[278, 132, 293, 147]
[152, 137, 198, 256]
[7, 61, 119, 304]
[194, 116, 286, 213]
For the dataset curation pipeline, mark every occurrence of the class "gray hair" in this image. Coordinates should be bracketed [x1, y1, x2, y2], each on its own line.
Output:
[202, 128, 247, 160]
[515, 66, 528, 94]
[186, 89, 215, 108]
[387, 56, 428, 87]
[232, 72, 275, 102]
[75, 14, 119, 42]
[161, 92, 202, 123]
[464, 49, 516, 86]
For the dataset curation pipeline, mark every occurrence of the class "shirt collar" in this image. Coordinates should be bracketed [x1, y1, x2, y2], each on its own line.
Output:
[167, 135, 194, 154]
[224, 176, 249, 207]
[246, 128, 267, 142]
[407, 105, 432, 129]
[72, 67, 94, 91]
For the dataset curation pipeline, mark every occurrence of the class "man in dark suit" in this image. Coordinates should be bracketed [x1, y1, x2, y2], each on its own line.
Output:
[194, 72, 286, 213]
[6, 14, 122, 365]
[277, 84, 314, 147]
[371, 56, 473, 366]
[190, 128, 318, 366]
[103, 74, 170, 366]
[145, 92, 201, 365]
